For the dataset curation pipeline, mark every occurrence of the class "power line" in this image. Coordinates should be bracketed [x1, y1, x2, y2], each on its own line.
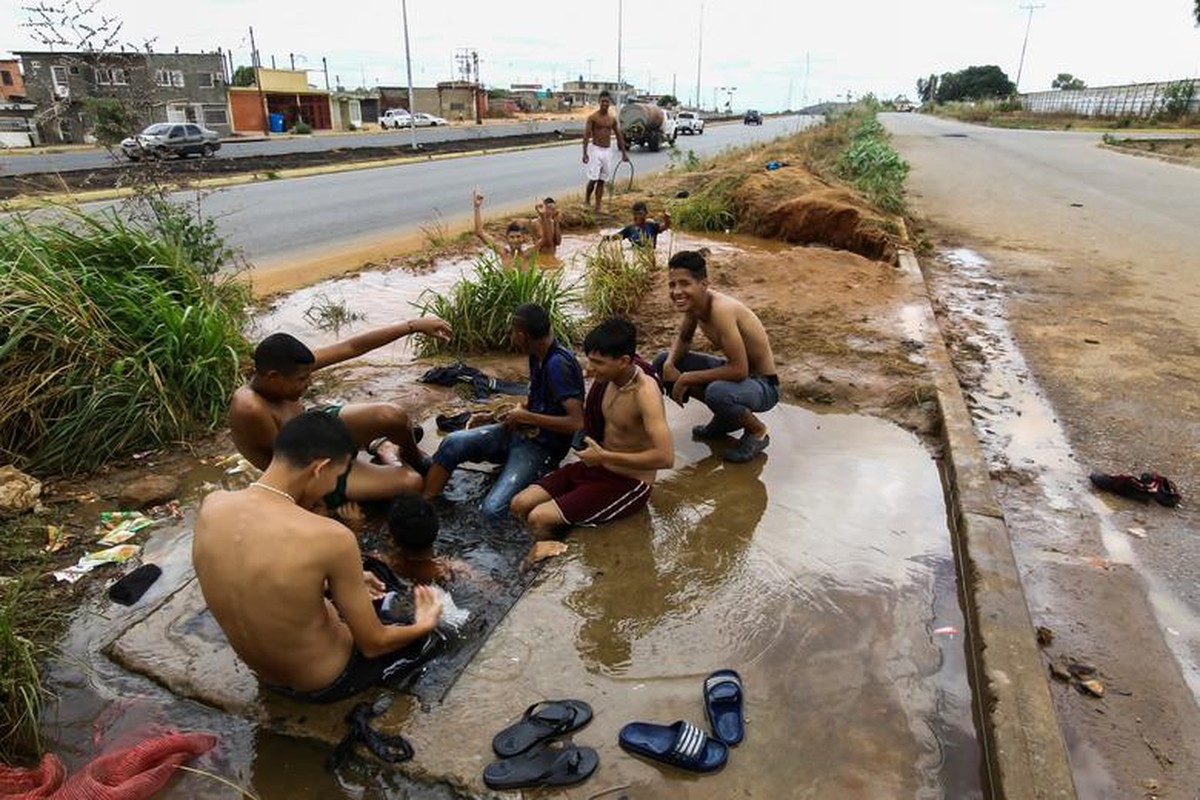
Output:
[1015, 3, 1045, 92]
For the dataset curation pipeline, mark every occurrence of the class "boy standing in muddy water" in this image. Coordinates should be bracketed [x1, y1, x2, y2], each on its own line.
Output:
[583, 90, 630, 214]
[194, 411, 443, 702]
[472, 190, 561, 263]
[654, 250, 779, 462]
[228, 318, 452, 511]
[512, 317, 673, 538]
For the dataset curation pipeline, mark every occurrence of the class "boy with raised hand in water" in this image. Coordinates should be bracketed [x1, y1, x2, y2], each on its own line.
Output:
[473, 190, 560, 263]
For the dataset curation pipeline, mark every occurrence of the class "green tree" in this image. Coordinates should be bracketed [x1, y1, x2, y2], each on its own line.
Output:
[1194, 0, 1199, 25]
[1051, 73, 1086, 90]
[657, 94, 679, 107]
[934, 65, 1016, 102]
[916, 74, 938, 104]
[231, 65, 256, 87]
[82, 96, 136, 149]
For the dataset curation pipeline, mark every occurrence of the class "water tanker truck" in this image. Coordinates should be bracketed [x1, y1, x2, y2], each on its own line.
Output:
[619, 103, 676, 152]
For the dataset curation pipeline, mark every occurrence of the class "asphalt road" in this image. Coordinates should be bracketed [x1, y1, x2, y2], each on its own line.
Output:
[1, 119, 587, 175]
[198, 115, 815, 265]
[884, 111, 1200, 794]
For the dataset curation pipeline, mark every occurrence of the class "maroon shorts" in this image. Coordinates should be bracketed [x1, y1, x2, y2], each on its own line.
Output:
[535, 461, 652, 526]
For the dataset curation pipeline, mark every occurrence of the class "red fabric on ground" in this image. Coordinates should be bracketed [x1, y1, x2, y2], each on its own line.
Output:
[1, 732, 217, 800]
[0, 753, 66, 798]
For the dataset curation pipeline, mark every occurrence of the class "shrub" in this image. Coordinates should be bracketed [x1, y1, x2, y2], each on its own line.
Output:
[0, 209, 251, 475]
[412, 254, 580, 356]
[0, 580, 43, 761]
[583, 240, 658, 318]
[836, 116, 910, 214]
[292, 121, 313, 134]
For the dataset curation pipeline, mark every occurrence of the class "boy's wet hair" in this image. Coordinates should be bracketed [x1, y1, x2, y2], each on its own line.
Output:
[506, 220, 526, 234]
[668, 250, 708, 279]
[511, 303, 552, 338]
[254, 332, 314, 375]
[598, 90, 612, 100]
[543, 197, 556, 205]
[274, 410, 355, 467]
[631, 201, 648, 214]
[584, 317, 637, 359]
[387, 491, 439, 552]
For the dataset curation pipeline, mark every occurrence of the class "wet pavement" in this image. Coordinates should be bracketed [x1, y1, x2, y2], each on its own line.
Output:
[34, 236, 983, 798]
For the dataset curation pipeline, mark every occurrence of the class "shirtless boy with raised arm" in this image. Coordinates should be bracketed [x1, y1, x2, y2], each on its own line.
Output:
[653, 250, 779, 463]
[228, 318, 452, 511]
[194, 411, 443, 702]
[473, 191, 560, 263]
[512, 317, 673, 539]
[582, 90, 630, 213]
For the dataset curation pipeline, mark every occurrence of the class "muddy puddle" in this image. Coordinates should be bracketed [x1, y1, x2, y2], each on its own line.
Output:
[35, 235, 983, 799]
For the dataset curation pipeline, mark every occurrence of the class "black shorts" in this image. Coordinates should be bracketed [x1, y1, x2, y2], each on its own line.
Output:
[268, 557, 440, 703]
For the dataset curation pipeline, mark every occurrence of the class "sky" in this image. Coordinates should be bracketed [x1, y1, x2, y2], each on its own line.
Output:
[3, 0, 1199, 111]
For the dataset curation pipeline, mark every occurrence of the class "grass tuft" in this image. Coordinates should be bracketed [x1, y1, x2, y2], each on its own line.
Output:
[583, 240, 659, 319]
[412, 254, 580, 356]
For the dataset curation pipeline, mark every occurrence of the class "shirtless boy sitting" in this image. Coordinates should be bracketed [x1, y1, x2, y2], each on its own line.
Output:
[229, 319, 451, 510]
[193, 411, 443, 702]
[473, 190, 560, 263]
[652, 250, 779, 462]
[511, 317, 673, 539]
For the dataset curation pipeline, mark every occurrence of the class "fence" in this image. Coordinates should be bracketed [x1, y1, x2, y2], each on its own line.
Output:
[1021, 79, 1199, 118]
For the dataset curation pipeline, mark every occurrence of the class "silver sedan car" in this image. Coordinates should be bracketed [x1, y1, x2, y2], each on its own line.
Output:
[121, 123, 221, 160]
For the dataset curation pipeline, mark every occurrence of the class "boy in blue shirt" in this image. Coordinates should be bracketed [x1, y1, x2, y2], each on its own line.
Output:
[609, 201, 671, 248]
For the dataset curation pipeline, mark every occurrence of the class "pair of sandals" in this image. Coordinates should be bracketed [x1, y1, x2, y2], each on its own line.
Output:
[483, 699, 597, 790]
[618, 669, 745, 773]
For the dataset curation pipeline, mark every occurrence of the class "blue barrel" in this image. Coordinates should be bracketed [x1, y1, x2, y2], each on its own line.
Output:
[269, 113, 285, 133]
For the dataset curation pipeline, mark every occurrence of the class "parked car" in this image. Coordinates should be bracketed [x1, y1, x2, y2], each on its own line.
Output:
[412, 113, 448, 127]
[675, 111, 705, 135]
[743, 109, 763, 125]
[121, 123, 220, 160]
[380, 108, 413, 129]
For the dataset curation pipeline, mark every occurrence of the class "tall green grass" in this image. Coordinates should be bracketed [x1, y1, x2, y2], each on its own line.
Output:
[835, 115, 910, 214]
[412, 254, 580, 356]
[0, 209, 251, 475]
[0, 579, 47, 761]
[583, 240, 659, 319]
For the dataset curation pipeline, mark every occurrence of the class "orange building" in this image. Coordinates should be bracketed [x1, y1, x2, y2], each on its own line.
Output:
[0, 59, 26, 101]
[228, 67, 331, 133]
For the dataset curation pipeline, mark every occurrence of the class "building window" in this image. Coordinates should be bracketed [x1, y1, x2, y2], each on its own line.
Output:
[198, 73, 215, 89]
[1, 70, 12, 86]
[203, 106, 228, 125]
[94, 67, 127, 85]
[68, 65, 80, 75]
[156, 69, 185, 88]
[51, 65, 69, 98]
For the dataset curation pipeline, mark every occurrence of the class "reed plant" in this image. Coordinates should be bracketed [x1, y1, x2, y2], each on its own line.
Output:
[0, 579, 47, 761]
[835, 115, 910, 214]
[0, 208, 250, 475]
[412, 253, 580, 356]
[583, 240, 659, 319]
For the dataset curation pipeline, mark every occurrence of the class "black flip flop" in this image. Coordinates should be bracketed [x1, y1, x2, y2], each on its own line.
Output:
[491, 699, 593, 758]
[483, 741, 599, 790]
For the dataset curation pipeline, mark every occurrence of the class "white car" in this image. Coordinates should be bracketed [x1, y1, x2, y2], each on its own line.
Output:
[412, 113, 448, 127]
[380, 109, 413, 129]
[676, 111, 705, 135]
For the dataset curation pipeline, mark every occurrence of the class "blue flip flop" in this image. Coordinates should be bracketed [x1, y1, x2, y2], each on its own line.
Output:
[618, 720, 728, 773]
[703, 669, 745, 745]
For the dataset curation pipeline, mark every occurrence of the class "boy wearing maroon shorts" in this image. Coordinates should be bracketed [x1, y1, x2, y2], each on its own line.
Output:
[511, 318, 674, 539]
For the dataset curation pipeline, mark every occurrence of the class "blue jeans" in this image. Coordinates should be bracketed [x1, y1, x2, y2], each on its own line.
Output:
[652, 351, 780, 434]
[431, 424, 561, 518]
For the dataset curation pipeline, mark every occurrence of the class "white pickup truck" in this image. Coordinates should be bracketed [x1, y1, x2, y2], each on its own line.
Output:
[675, 111, 705, 135]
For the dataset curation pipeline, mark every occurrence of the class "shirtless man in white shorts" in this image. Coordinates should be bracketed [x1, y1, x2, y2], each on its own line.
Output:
[583, 90, 630, 214]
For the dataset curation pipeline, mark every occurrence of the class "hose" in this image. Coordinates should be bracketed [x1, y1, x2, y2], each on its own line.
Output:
[608, 158, 635, 197]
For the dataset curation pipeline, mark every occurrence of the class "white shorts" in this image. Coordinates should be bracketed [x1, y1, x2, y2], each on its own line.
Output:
[585, 143, 616, 181]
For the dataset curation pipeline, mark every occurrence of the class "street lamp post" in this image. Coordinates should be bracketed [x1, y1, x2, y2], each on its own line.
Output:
[725, 86, 736, 113]
[1014, 3, 1045, 93]
[617, 0, 624, 108]
[401, 0, 418, 150]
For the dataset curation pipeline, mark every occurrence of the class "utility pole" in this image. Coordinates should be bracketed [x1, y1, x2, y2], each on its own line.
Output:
[616, 0, 624, 107]
[694, 0, 704, 109]
[1015, 3, 1045, 92]
[322, 56, 329, 91]
[289, 52, 295, 70]
[249, 26, 268, 134]
[401, 0, 418, 149]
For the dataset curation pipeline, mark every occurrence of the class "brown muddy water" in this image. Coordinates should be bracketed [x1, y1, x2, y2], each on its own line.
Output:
[36, 235, 983, 798]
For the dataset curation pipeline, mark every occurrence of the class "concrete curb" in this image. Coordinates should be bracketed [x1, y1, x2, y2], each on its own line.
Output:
[899, 247, 1078, 799]
[1098, 141, 1200, 169]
